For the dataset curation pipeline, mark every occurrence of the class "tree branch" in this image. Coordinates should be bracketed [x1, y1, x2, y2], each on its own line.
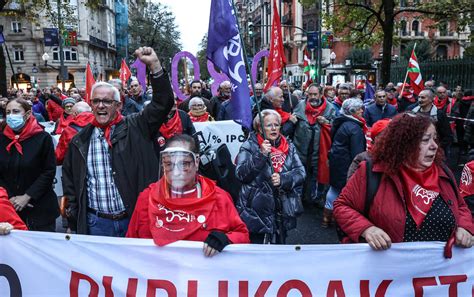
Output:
[393, 7, 473, 18]
[342, 1, 385, 25]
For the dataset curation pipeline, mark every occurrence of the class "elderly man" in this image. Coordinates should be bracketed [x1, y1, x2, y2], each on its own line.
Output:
[434, 86, 456, 114]
[256, 87, 297, 137]
[109, 79, 140, 116]
[332, 83, 351, 114]
[178, 80, 211, 113]
[128, 79, 148, 111]
[62, 47, 174, 236]
[279, 80, 299, 113]
[363, 90, 397, 127]
[209, 81, 232, 118]
[250, 82, 264, 109]
[293, 84, 337, 207]
[411, 89, 453, 153]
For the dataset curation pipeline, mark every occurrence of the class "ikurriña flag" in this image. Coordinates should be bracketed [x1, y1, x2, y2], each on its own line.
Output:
[408, 49, 424, 96]
[263, 0, 286, 92]
[303, 48, 313, 90]
[206, 0, 252, 129]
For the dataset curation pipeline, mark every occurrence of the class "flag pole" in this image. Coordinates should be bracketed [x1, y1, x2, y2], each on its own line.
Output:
[399, 42, 417, 99]
[231, 0, 267, 139]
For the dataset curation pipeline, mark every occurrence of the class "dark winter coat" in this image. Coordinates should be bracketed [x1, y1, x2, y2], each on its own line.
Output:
[62, 74, 174, 234]
[464, 102, 474, 144]
[121, 96, 141, 116]
[329, 115, 366, 189]
[236, 132, 306, 234]
[410, 104, 453, 150]
[363, 103, 397, 127]
[0, 131, 59, 228]
[153, 110, 195, 156]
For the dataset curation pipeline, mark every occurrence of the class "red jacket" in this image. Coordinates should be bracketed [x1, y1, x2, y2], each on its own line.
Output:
[47, 100, 64, 122]
[55, 112, 94, 165]
[334, 162, 474, 243]
[126, 182, 250, 244]
[0, 187, 28, 230]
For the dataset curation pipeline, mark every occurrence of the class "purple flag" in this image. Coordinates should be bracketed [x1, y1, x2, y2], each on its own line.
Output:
[364, 82, 375, 103]
[207, 0, 252, 128]
[131, 59, 147, 91]
[0, 33, 5, 44]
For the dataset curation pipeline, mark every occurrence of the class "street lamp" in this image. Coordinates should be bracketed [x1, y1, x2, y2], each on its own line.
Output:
[42, 53, 58, 69]
[330, 52, 336, 65]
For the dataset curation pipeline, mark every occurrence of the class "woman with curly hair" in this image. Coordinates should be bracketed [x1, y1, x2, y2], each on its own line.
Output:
[334, 112, 473, 253]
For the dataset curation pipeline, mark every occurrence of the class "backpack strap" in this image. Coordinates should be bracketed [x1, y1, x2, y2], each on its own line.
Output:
[364, 158, 382, 216]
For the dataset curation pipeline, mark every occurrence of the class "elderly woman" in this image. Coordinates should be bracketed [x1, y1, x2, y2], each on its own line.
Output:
[0, 187, 28, 235]
[188, 97, 214, 122]
[127, 134, 249, 257]
[0, 98, 59, 231]
[334, 113, 473, 253]
[324, 98, 367, 227]
[236, 109, 306, 244]
[53, 97, 76, 135]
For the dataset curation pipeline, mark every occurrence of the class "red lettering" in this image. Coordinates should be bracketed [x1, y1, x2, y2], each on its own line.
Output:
[219, 281, 228, 297]
[413, 277, 437, 297]
[439, 275, 468, 297]
[360, 280, 393, 297]
[327, 280, 346, 297]
[238, 280, 272, 297]
[103, 276, 114, 297]
[277, 280, 312, 297]
[188, 280, 198, 297]
[126, 278, 138, 297]
[69, 271, 99, 297]
[146, 280, 177, 297]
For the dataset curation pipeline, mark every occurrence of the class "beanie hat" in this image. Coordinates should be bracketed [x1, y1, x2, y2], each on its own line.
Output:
[370, 118, 391, 139]
[62, 97, 76, 107]
[341, 98, 364, 116]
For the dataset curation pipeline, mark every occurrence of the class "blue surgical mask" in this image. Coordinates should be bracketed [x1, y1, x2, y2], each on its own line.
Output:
[6, 114, 26, 131]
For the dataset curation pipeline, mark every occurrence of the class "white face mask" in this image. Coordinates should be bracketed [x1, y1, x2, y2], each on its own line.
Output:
[6, 114, 26, 131]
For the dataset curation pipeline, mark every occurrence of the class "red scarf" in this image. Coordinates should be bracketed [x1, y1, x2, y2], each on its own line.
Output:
[305, 99, 327, 125]
[3, 116, 43, 155]
[256, 133, 289, 173]
[334, 97, 343, 107]
[70, 112, 95, 127]
[354, 115, 369, 135]
[318, 124, 331, 184]
[54, 113, 72, 135]
[159, 111, 183, 139]
[387, 97, 398, 109]
[275, 108, 291, 124]
[188, 112, 210, 123]
[148, 175, 218, 246]
[433, 96, 448, 110]
[402, 89, 415, 103]
[462, 95, 474, 101]
[91, 112, 123, 147]
[460, 161, 474, 198]
[399, 164, 440, 228]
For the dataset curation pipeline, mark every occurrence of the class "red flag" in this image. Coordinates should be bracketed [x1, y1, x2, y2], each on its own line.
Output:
[407, 49, 424, 96]
[264, 0, 286, 92]
[119, 59, 131, 88]
[85, 63, 96, 105]
[303, 48, 313, 90]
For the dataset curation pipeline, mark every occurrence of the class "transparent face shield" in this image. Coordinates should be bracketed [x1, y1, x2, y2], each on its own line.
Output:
[160, 147, 200, 194]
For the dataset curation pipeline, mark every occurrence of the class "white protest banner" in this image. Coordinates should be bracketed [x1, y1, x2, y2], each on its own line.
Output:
[0, 231, 472, 296]
[193, 120, 245, 162]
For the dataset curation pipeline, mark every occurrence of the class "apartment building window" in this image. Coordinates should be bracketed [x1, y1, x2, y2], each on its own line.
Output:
[52, 47, 78, 61]
[412, 20, 419, 35]
[13, 46, 24, 61]
[11, 21, 22, 33]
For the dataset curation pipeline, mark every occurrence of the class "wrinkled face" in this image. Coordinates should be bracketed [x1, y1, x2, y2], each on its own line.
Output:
[261, 114, 281, 142]
[91, 87, 121, 126]
[354, 107, 364, 118]
[129, 81, 142, 96]
[220, 83, 232, 98]
[255, 84, 263, 97]
[270, 88, 284, 108]
[338, 89, 350, 101]
[162, 144, 199, 191]
[417, 124, 438, 170]
[306, 86, 321, 107]
[418, 91, 433, 109]
[280, 81, 289, 92]
[436, 87, 447, 100]
[375, 91, 387, 106]
[190, 83, 202, 96]
[64, 103, 75, 115]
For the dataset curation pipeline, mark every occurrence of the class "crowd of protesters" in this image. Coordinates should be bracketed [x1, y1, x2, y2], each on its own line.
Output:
[0, 46, 473, 256]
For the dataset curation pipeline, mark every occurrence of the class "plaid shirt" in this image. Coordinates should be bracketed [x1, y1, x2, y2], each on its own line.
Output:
[86, 127, 125, 214]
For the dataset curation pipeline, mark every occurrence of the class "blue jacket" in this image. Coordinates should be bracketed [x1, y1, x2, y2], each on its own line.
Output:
[363, 103, 397, 127]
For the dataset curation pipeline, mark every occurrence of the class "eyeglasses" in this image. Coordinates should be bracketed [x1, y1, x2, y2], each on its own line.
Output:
[162, 160, 194, 171]
[91, 99, 116, 106]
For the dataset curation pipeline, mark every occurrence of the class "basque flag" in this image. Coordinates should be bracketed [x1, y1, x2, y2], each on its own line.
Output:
[207, 0, 252, 129]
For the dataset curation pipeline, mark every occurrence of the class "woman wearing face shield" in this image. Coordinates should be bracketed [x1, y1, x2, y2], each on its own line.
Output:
[236, 109, 306, 244]
[0, 98, 59, 231]
[127, 134, 250, 256]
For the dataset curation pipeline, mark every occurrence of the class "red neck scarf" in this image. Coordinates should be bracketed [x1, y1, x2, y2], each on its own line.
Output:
[275, 107, 291, 124]
[188, 112, 210, 123]
[354, 115, 369, 135]
[399, 164, 440, 228]
[148, 175, 218, 246]
[55, 113, 72, 134]
[433, 96, 448, 110]
[159, 111, 183, 139]
[460, 161, 474, 198]
[305, 99, 327, 125]
[256, 133, 289, 173]
[402, 90, 415, 103]
[3, 116, 43, 155]
[71, 112, 95, 127]
[334, 97, 343, 107]
[91, 112, 124, 147]
[386, 97, 398, 108]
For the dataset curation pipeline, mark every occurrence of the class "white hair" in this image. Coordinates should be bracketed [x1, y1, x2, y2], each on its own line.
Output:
[73, 101, 92, 113]
[90, 82, 120, 102]
[189, 97, 205, 108]
[252, 109, 281, 131]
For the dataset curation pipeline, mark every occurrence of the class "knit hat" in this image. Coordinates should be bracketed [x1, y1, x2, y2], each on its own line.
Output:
[370, 118, 391, 139]
[341, 98, 364, 116]
[62, 97, 76, 107]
